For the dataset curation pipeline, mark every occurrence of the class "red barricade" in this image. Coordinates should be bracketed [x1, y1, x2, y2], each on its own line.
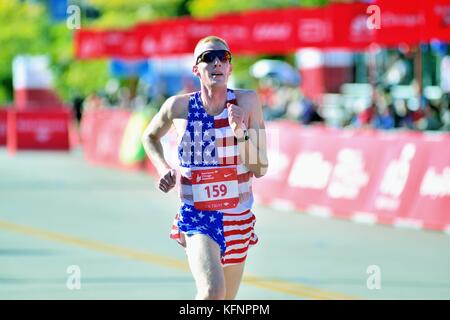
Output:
[7, 108, 71, 153]
[252, 121, 450, 231]
[80, 108, 136, 169]
[0, 108, 7, 146]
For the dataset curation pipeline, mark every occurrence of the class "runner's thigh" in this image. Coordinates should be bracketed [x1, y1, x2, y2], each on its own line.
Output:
[185, 234, 224, 289]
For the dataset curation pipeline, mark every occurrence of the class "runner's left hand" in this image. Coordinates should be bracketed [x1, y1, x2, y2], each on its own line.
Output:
[227, 102, 248, 136]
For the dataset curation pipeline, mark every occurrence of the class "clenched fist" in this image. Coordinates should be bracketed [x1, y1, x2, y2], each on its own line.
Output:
[227, 102, 248, 135]
[158, 168, 177, 193]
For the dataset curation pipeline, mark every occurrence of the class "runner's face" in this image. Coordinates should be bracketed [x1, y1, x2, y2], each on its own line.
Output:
[193, 42, 232, 87]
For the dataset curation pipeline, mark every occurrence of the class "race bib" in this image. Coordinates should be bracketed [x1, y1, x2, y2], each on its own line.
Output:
[191, 167, 239, 211]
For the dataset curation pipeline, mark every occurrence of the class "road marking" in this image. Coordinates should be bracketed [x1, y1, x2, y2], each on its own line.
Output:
[0, 219, 188, 271]
[0, 219, 358, 300]
[243, 276, 357, 300]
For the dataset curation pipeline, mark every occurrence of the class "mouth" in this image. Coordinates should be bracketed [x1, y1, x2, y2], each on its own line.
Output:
[211, 73, 223, 77]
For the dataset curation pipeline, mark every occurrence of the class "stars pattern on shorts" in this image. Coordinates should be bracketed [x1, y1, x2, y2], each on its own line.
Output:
[178, 204, 225, 252]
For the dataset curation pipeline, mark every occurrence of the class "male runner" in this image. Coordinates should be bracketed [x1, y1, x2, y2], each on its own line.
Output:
[142, 36, 268, 300]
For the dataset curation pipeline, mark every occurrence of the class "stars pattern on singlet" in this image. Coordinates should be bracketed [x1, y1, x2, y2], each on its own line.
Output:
[178, 91, 229, 167]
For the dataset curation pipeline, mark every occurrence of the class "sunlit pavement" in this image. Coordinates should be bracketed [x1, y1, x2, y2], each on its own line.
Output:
[1, 148, 449, 300]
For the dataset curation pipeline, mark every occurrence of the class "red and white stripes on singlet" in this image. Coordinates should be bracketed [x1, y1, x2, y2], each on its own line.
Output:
[177, 89, 254, 214]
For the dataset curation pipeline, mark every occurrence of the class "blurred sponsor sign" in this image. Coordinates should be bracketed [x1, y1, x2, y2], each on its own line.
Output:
[7, 108, 71, 152]
[252, 121, 450, 231]
[80, 109, 141, 170]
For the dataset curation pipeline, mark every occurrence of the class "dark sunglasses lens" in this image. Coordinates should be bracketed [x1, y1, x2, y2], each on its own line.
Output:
[222, 51, 231, 62]
[202, 52, 217, 63]
[199, 50, 231, 64]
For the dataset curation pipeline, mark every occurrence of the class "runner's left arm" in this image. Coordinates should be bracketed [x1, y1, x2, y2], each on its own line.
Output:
[232, 91, 268, 178]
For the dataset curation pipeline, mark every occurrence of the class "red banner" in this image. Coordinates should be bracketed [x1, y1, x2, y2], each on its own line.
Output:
[75, 2, 450, 59]
[136, 17, 196, 58]
[74, 30, 104, 59]
[374, 0, 426, 46]
[424, 0, 450, 42]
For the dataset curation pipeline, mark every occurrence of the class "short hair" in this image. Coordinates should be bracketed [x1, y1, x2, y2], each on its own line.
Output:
[194, 36, 231, 63]
[195, 36, 230, 52]
[193, 36, 231, 65]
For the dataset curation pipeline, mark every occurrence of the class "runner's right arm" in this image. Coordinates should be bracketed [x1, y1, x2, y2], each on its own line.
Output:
[142, 96, 178, 192]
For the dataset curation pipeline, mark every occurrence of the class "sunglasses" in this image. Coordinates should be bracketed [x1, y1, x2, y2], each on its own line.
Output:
[196, 50, 232, 65]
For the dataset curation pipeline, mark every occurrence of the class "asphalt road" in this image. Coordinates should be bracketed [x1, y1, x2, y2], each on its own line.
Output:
[1, 148, 449, 299]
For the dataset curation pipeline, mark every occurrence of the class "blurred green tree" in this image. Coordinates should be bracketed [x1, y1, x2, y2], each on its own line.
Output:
[0, 0, 327, 105]
[188, 0, 327, 18]
[0, 0, 48, 104]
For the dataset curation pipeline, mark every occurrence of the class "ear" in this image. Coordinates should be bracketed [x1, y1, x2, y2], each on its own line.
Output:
[192, 65, 199, 77]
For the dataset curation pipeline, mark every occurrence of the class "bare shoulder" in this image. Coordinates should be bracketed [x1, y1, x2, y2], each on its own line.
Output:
[162, 92, 192, 119]
[234, 89, 260, 112]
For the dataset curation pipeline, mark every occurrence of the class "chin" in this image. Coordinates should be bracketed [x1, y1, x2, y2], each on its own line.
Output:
[209, 80, 227, 87]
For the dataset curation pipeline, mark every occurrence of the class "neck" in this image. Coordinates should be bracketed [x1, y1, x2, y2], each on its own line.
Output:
[200, 84, 227, 114]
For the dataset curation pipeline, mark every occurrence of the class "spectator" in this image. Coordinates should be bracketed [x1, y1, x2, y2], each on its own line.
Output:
[71, 93, 84, 124]
[383, 52, 411, 86]
[284, 89, 323, 124]
[441, 96, 450, 131]
[440, 54, 450, 98]
[373, 102, 395, 130]
[392, 99, 416, 129]
[350, 98, 375, 129]
[415, 99, 443, 131]
[258, 77, 290, 120]
[83, 92, 103, 111]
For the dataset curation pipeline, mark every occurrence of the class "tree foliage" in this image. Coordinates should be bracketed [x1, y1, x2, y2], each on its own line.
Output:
[188, 0, 328, 18]
[0, 0, 48, 103]
[0, 0, 328, 104]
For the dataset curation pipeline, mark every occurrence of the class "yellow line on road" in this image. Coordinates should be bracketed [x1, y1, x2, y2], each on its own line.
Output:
[0, 219, 357, 300]
[243, 276, 356, 300]
[0, 220, 188, 271]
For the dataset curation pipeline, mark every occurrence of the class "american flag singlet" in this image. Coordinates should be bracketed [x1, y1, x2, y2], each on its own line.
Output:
[170, 89, 258, 266]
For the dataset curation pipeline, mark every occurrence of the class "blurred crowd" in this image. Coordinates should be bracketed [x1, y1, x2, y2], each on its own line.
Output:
[258, 79, 450, 132]
[75, 50, 450, 132]
[257, 51, 450, 132]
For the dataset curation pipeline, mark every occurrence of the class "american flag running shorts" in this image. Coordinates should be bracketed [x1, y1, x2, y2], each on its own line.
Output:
[170, 203, 258, 267]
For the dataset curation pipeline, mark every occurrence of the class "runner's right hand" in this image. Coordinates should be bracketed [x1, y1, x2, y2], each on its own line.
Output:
[158, 169, 177, 193]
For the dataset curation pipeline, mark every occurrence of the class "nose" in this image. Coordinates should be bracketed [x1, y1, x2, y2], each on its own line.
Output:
[213, 57, 222, 67]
